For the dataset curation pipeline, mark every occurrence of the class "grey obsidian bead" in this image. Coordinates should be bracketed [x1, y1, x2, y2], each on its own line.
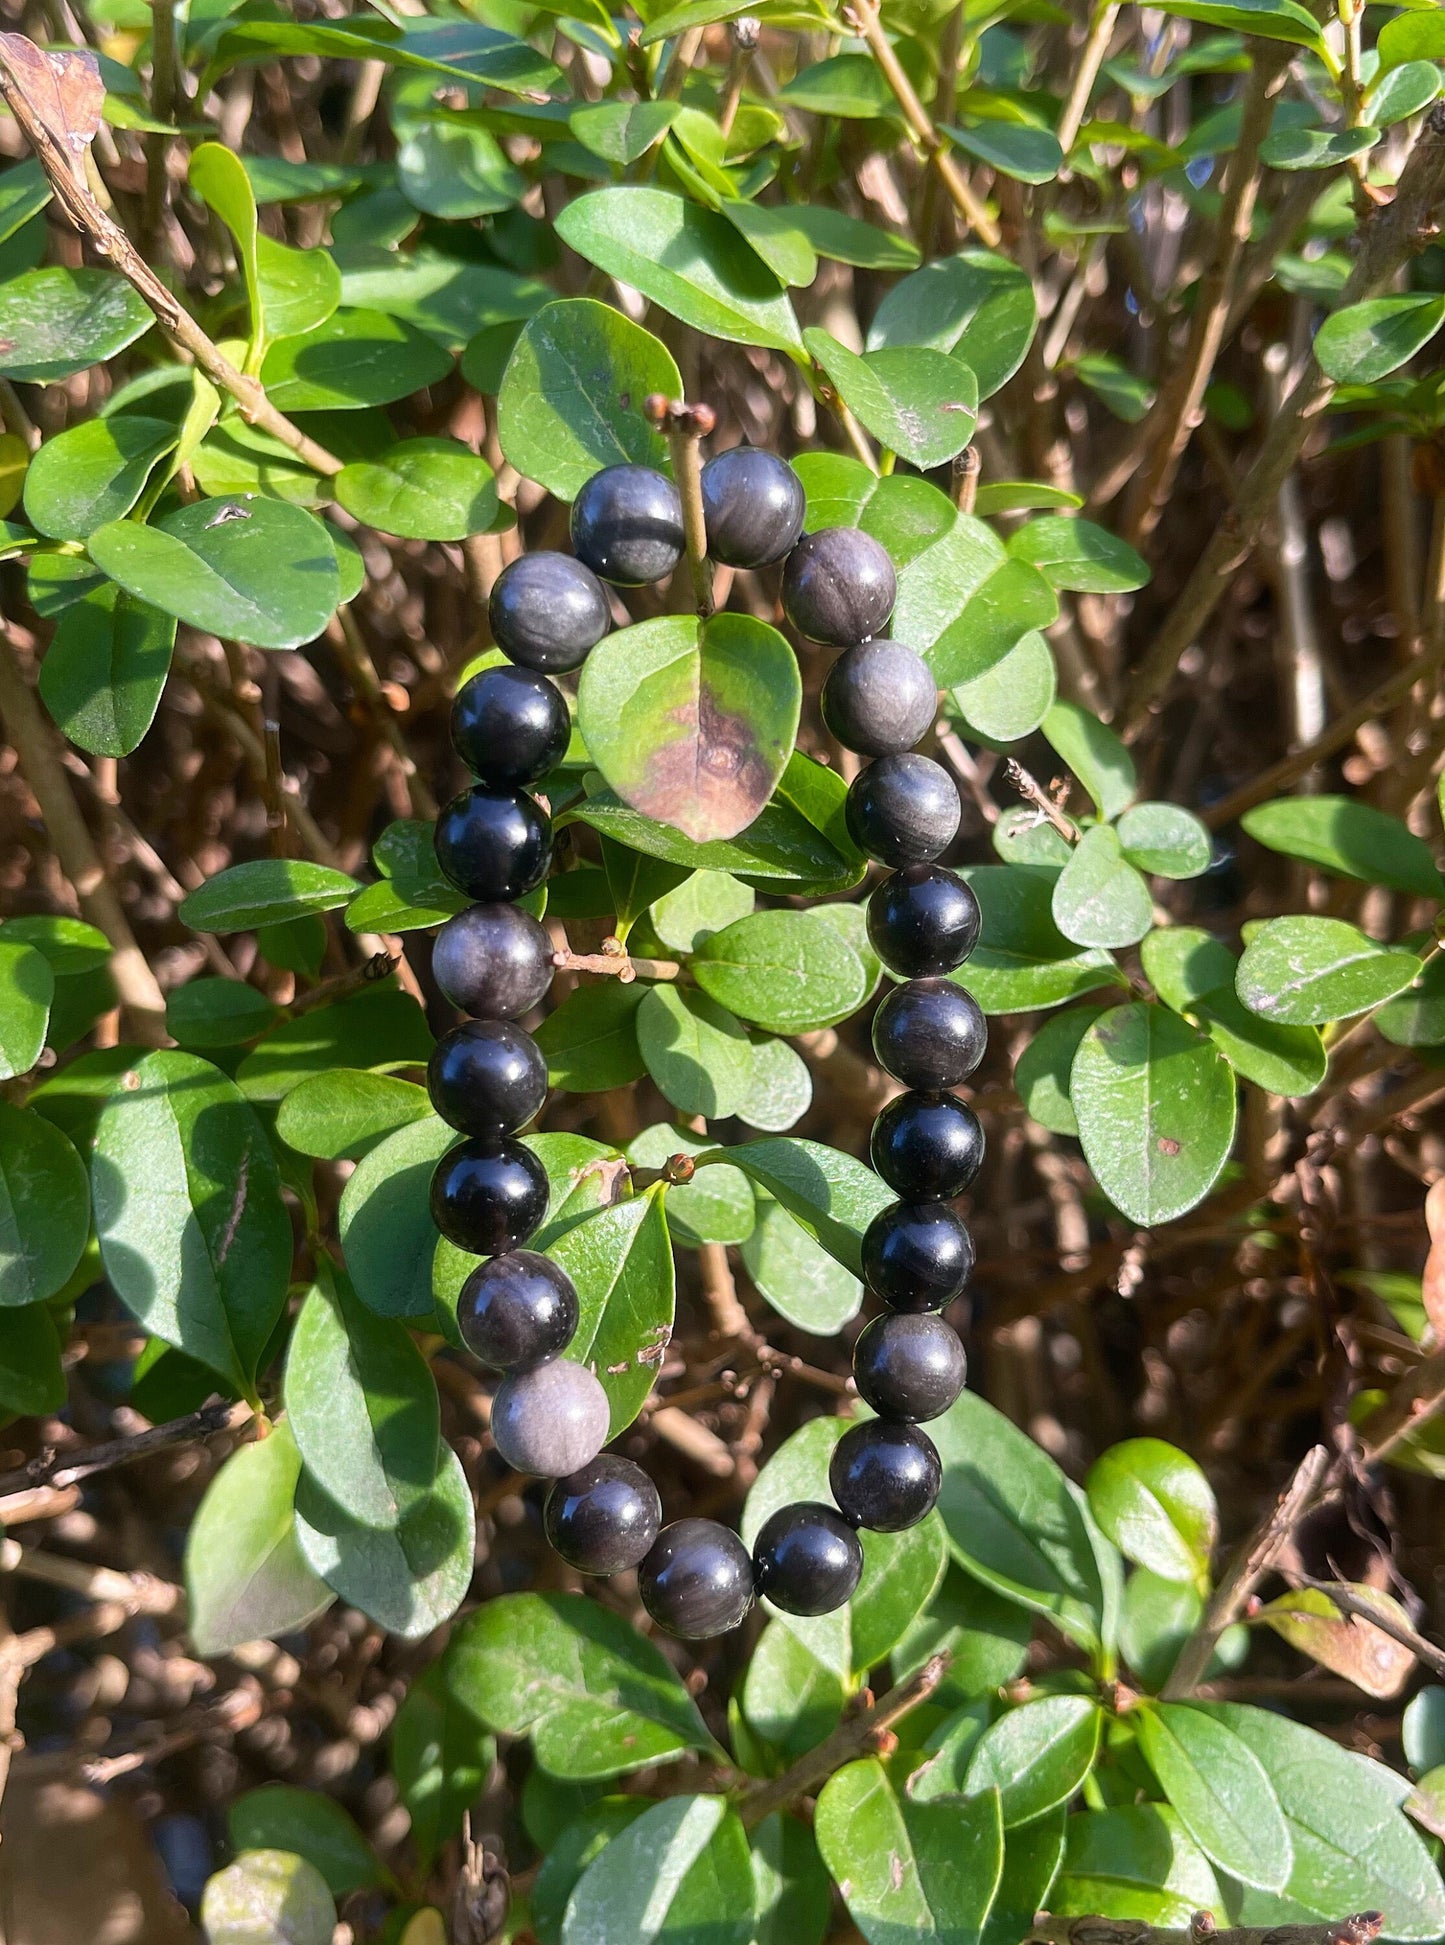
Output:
[781, 527, 896, 645]
[488, 552, 611, 672]
[639, 1518, 755, 1638]
[821, 640, 938, 758]
[490, 1358, 611, 1477]
[846, 754, 961, 867]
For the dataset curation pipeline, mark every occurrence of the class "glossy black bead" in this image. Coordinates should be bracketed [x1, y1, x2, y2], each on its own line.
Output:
[829, 1419, 942, 1532]
[821, 640, 937, 758]
[451, 665, 569, 786]
[870, 1092, 985, 1200]
[781, 527, 896, 645]
[700, 447, 805, 568]
[866, 866, 981, 979]
[428, 1020, 548, 1139]
[752, 1500, 863, 1616]
[846, 755, 960, 867]
[488, 552, 610, 672]
[456, 1249, 577, 1372]
[432, 904, 555, 1020]
[430, 1138, 549, 1255]
[544, 1455, 663, 1576]
[434, 785, 551, 904]
[852, 1312, 967, 1422]
[862, 1200, 974, 1312]
[571, 465, 684, 586]
[872, 978, 987, 1091]
[639, 1518, 754, 1638]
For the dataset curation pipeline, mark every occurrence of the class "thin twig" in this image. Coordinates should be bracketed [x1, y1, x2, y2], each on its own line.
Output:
[1004, 758, 1080, 841]
[1055, 0, 1121, 159]
[647, 395, 716, 618]
[0, 1400, 245, 1498]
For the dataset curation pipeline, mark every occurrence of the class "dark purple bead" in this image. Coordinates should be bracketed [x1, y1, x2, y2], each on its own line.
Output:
[870, 1092, 985, 1200]
[862, 1200, 974, 1312]
[829, 1419, 942, 1532]
[639, 1518, 754, 1638]
[752, 1500, 862, 1615]
[545, 1455, 663, 1575]
[430, 1138, 549, 1255]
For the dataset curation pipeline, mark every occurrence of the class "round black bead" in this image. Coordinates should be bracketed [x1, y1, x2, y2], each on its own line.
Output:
[430, 1139, 549, 1255]
[781, 527, 896, 645]
[544, 1455, 663, 1576]
[862, 1201, 974, 1312]
[428, 1020, 548, 1140]
[829, 1419, 942, 1532]
[870, 1092, 985, 1200]
[451, 665, 570, 786]
[700, 447, 805, 568]
[872, 978, 987, 1091]
[571, 465, 684, 586]
[821, 640, 937, 758]
[639, 1518, 754, 1638]
[456, 1248, 577, 1371]
[867, 866, 981, 979]
[434, 786, 551, 904]
[752, 1500, 863, 1616]
[488, 552, 610, 672]
[432, 904, 555, 1020]
[846, 755, 960, 867]
[852, 1312, 967, 1422]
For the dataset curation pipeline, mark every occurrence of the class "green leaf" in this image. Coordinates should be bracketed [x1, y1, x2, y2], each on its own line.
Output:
[201, 1850, 335, 1945]
[1052, 827, 1154, 950]
[637, 983, 754, 1119]
[1085, 1439, 1216, 1585]
[185, 1420, 334, 1655]
[930, 1388, 1121, 1658]
[788, 205, 918, 271]
[2, 915, 110, 977]
[545, 1190, 675, 1435]
[1013, 1004, 1106, 1137]
[181, 859, 361, 932]
[1260, 124, 1380, 171]
[24, 414, 177, 540]
[1378, 953, 1445, 1047]
[951, 629, 1057, 745]
[1367, 59, 1441, 126]
[229, 1787, 387, 1896]
[804, 329, 978, 470]
[190, 142, 261, 348]
[89, 495, 342, 652]
[536, 982, 648, 1093]
[891, 1565, 1033, 1700]
[722, 1137, 893, 1277]
[0, 267, 154, 382]
[1120, 1568, 1205, 1690]
[570, 99, 678, 163]
[964, 1696, 1102, 1826]
[741, 1622, 846, 1764]
[628, 1124, 753, 1247]
[1135, 1702, 1291, 1892]
[1071, 1002, 1236, 1225]
[497, 298, 680, 502]
[693, 910, 866, 1034]
[237, 986, 431, 1103]
[739, 1192, 861, 1335]
[92, 1050, 290, 1393]
[1116, 804, 1212, 880]
[957, 865, 1123, 1014]
[650, 869, 754, 953]
[397, 122, 524, 221]
[1153, 0, 1326, 54]
[39, 584, 175, 758]
[569, 790, 860, 896]
[554, 189, 803, 355]
[816, 1759, 1004, 1945]
[1052, 1805, 1221, 1927]
[275, 1069, 431, 1160]
[562, 1796, 754, 1945]
[0, 1101, 89, 1306]
[735, 1036, 814, 1133]
[741, 1416, 946, 1679]
[340, 1114, 455, 1320]
[0, 938, 52, 1080]
[166, 977, 279, 1051]
[260, 308, 453, 411]
[945, 119, 1063, 185]
[1236, 917, 1422, 1024]
[0, 160, 49, 247]
[1315, 294, 1445, 384]
[982, 1815, 1068, 1945]
[256, 235, 341, 344]
[0, 1299, 65, 1417]
[751, 1814, 832, 1945]
[1142, 927, 1327, 1095]
[392, 1665, 495, 1872]
[1380, 7, 1445, 68]
[295, 1439, 474, 1639]
[336, 437, 498, 541]
[1241, 795, 1444, 899]
[1042, 700, 1137, 816]
[578, 613, 801, 845]
[445, 1590, 720, 1779]
[1406, 1688, 1445, 1774]
[867, 248, 1035, 400]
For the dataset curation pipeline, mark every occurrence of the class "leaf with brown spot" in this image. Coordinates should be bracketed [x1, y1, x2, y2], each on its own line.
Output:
[0, 35, 103, 175]
[1259, 1584, 1416, 1699]
[577, 612, 801, 845]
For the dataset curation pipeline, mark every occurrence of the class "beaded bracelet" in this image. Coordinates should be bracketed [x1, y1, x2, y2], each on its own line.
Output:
[427, 446, 985, 1640]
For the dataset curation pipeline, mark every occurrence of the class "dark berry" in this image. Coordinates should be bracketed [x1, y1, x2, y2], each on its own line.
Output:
[491, 1359, 610, 1477]
[544, 1455, 662, 1575]
[432, 904, 555, 1020]
[428, 1020, 548, 1139]
[457, 1249, 577, 1371]
[430, 1138, 549, 1255]
[639, 1518, 754, 1638]
[488, 552, 610, 672]
[781, 527, 896, 645]
[852, 1312, 967, 1422]
[451, 666, 569, 786]
[872, 978, 987, 1091]
[846, 755, 960, 867]
[700, 447, 805, 568]
[821, 640, 937, 758]
[870, 1092, 985, 1200]
[867, 866, 981, 979]
[571, 465, 684, 586]
[751, 1500, 863, 1616]
[434, 785, 551, 904]
[862, 1201, 974, 1312]
[829, 1419, 942, 1531]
